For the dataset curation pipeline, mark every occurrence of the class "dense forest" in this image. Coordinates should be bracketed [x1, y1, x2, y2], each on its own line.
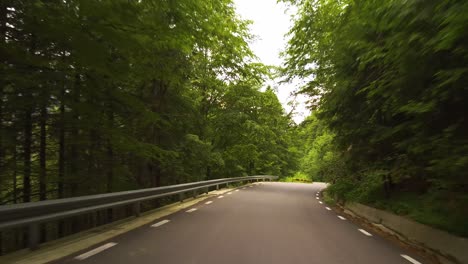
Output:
[282, 0, 468, 236]
[1, 0, 467, 251]
[0, 0, 298, 206]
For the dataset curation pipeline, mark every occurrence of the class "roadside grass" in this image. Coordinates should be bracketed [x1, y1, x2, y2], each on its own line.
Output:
[322, 189, 337, 206]
[279, 172, 313, 183]
[326, 181, 468, 237]
[369, 192, 468, 237]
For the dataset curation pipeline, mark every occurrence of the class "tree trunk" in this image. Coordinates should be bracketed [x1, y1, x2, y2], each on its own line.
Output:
[58, 87, 65, 199]
[206, 166, 211, 180]
[39, 103, 47, 242]
[106, 111, 114, 193]
[69, 76, 80, 197]
[22, 107, 32, 203]
[87, 129, 98, 187]
[57, 86, 66, 238]
[39, 104, 47, 201]
[12, 138, 17, 204]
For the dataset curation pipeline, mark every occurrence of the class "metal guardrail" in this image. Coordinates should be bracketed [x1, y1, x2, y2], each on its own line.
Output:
[0, 175, 277, 250]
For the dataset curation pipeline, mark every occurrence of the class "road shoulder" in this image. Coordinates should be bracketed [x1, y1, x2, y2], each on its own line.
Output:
[0, 188, 238, 264]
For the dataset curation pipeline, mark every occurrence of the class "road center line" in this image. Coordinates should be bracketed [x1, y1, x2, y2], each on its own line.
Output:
[151, 219, 170, 227]
[205, 201, 213, 204]
[186, 208, 197, 213]
[358, 229, 373, 236]
[218, 195, 224, 199]
[401, 254, 422, 264]
[325, 207, 331, 210]
[337, 215, 346, 220]
[74, 242, 117, 260]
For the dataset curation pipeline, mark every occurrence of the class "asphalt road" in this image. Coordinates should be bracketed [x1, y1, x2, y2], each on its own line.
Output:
[55, 182, 428, 264]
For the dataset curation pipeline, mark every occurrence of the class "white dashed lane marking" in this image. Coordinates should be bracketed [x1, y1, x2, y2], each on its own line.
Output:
[227, 192, 233, 195]
[337, 216, 346, 220]
[186, 208, 197, 213]
[235, 190, 239, 192]
[401, 254, 422, 264]
[325, 207, 331, 210]
[151, 219, 170, 228]
[205, 201, 213, 205]
[358, 229, 373, 236]
[319, 201, 323, 204]
[74, 242, 117, 260]
[218, 195, 224, 199]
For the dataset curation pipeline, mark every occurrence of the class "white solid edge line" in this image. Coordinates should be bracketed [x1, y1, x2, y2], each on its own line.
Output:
[75, 242, 117, 260]
[358, 229, 373, 236]
[218, 195, 224, 198]
[325, 207, 331, 210]
[151, 219, 170, 227]
[319, 201, 323, 204]
[401, 254, 422, 264]
[337, 215, 346, 220]
[186, 208, 197, 213]
[205, 201, 213, 204]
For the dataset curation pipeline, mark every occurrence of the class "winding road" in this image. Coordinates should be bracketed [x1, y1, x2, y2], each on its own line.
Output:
[55, 182, 428, 264]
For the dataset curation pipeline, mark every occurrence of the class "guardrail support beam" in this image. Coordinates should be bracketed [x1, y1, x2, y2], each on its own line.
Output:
[28, 223, 39, 250]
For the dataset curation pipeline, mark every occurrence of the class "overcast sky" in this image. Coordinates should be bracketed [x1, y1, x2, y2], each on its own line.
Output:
[233, 0, 310, 124]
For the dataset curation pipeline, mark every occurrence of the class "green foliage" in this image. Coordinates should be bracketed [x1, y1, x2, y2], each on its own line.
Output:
[292, 114, 343, 182]
[280, 172, 312, 183]
[0, 0, 298, 204]
[283, 0, 468, 236]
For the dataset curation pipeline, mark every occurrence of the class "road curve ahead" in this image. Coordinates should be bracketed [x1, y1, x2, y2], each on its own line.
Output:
[55, 182, 428, 264]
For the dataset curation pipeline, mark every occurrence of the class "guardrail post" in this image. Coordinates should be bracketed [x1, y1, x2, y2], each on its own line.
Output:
[28, 223, 40, 250]
[133, 202, 141, 217]
[179, 193, 184, 203]
[216, 184, 219, 190]
[205, 187, 209, 194]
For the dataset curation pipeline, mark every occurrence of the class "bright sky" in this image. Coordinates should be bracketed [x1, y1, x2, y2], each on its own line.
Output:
[233, 0, 310, 124]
